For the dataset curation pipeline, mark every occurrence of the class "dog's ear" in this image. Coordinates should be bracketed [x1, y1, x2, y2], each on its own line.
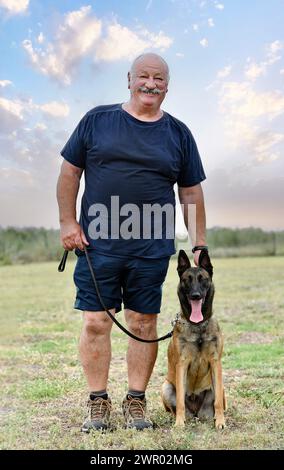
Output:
[177, 250, 191, 277]
[199, 250, 213, 278]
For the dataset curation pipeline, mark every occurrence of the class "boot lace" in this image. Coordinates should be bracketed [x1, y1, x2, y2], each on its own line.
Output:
[126, 396, 146, 420]
[89, 397, 111, 421]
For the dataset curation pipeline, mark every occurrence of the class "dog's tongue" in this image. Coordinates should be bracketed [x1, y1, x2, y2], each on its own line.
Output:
[189, 299, 203, 323]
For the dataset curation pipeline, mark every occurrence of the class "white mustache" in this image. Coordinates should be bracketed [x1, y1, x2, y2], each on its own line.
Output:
[138, 86, 163, 95]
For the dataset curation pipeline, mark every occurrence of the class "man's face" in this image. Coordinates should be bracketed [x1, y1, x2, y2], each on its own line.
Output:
[128, 56, 168, 110]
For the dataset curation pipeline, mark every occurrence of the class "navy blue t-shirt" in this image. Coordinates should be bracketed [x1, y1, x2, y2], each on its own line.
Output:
[61, 104, 206, 258]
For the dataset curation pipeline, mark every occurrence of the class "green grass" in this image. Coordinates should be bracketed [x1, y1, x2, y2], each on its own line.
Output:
[22, 378, 71, 400]
[224, 342, 284, 369]
[0, 256, 284, 450]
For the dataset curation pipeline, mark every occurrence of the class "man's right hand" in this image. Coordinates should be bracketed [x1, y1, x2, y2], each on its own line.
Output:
[60, 220, 89, 251]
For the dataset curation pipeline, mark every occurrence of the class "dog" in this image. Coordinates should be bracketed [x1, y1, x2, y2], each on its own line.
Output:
[161, 249, 226, 429]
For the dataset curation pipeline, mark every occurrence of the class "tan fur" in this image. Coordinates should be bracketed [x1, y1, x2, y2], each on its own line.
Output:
[161, 254, 226, 430]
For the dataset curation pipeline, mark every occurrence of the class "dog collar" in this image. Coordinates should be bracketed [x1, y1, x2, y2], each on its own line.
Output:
[172, 313, 209, 329]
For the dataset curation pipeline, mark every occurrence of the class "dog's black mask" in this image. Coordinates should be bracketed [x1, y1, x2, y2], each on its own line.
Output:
[177, 250, 214, 324]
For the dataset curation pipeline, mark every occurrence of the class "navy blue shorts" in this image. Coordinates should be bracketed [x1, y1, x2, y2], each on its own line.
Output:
[73, 251, 170, 314]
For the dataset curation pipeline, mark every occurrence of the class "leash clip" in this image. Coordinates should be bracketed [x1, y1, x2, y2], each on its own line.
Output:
[171, 312, 180, 327]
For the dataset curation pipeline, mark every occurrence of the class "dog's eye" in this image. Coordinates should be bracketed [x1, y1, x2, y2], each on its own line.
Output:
[198, 274, 208, 284]
[182, 274, 192, 283]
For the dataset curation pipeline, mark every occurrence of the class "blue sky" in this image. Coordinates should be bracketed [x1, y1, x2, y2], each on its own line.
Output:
[0, 0, 284, 231]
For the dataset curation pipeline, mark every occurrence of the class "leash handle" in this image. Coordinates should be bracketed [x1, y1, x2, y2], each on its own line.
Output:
[58, 250, 69, 272]
[58, 246, 174, 343]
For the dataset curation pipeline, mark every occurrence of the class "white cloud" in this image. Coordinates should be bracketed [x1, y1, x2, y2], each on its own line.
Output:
[0, 112, 73, 227]
[0, 0, 29, 14]
[218, 80, 284, 162]
[0, 96, 24, 119]
[0, 94, 69, 136]
[211, 42, 284, 165]
[217, 65, 232, 78]
[95, 23, 172, 62]
[37, 32, 44, 44]
[95, 24, 148, 62]
[192, 24, 199, 32]
[34, 122, 47, 131]
[39, 101, 69, 117]
[245, 61, 266, 80]
[144, 30, 173, 50]
[208, 18, 215, 27]
[176, 52, 184, 58]
[220, 81, 284, 120]
[214, 2, 224, 10]
[0, 86, 73, 228]
[244, 40, 283, 81]
[253, 131, 283, 156]
[280, 69, 284, 75]
[22, 6, 172, 84]
[1, 167, 35, 191]
[23, 6, 102, 85]
[200, 38, 208, 47]
[266, 40, 283, 63]
[255, 153, 279, 164]
[0, 79, 12, 87]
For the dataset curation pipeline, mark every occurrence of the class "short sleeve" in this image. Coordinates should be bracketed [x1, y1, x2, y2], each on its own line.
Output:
[177, 130, 206, 187]
[60, 113, 90, 169]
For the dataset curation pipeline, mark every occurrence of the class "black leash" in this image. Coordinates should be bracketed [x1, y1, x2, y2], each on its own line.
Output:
[58, 246, 174, 343]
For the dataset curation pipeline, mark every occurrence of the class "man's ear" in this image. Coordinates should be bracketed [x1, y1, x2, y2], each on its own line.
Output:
[177, 250, 191, 277]
[199, 250, 213, 278]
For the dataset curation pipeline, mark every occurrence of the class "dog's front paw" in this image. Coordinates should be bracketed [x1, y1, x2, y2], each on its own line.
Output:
[175, 417, 185, 427]
[215, 417, 226, 430]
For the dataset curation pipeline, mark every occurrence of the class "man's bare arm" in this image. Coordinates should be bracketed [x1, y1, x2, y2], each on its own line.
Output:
[178, 183, 206, 265]
[56, 159, 89, 251]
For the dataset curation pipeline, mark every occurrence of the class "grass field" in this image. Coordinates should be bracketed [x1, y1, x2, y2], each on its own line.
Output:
[0, 256, 284, 450]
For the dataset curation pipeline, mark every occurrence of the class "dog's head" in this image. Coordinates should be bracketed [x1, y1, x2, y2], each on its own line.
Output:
[177, 249, 214, 324]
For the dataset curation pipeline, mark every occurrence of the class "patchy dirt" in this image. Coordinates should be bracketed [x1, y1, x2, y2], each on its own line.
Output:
[237, 332, 275, 344]
[0, 407, 14, 416]
[224, 369, 247, 384]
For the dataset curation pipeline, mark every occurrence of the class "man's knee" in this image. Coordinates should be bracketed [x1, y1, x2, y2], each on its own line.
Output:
[83, 310, 115, 336]
[125, 310, 157, 336]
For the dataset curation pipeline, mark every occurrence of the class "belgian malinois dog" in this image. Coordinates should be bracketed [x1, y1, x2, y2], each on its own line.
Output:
[161, 249, 226, 429]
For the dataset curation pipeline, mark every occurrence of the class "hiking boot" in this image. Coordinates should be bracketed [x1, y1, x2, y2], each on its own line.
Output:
[122, 394, 153, 430]
[81, 396, 112, 432]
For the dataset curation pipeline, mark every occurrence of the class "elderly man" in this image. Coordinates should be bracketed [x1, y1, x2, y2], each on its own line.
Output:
[57, 53, 207, 432]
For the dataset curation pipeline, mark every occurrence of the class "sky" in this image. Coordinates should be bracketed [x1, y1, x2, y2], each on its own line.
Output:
[0, 0, 284, 233]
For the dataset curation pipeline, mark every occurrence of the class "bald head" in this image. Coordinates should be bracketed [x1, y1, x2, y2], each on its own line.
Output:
[126, 52, 169, 114]
[130, 53, 170, 83]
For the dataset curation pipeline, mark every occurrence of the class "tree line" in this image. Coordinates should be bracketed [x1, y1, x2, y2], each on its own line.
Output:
[0, 226, 283, 265]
